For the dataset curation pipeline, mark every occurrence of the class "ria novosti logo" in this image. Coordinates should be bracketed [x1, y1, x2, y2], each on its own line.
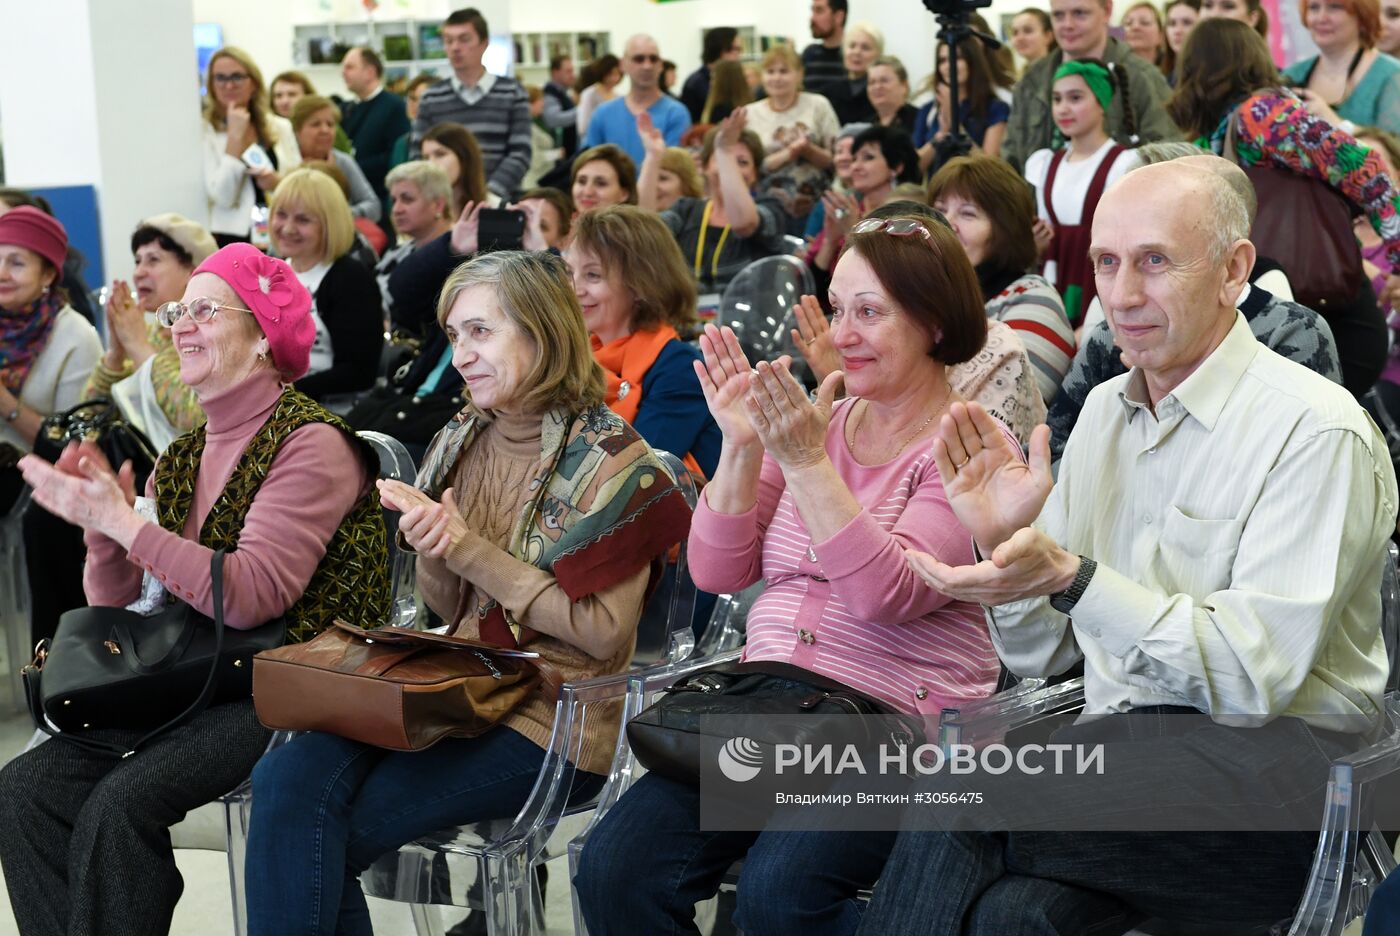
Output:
[717, 737, 764, 782]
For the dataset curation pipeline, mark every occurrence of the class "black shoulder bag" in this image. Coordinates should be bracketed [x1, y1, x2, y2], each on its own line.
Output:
[626, 660, 923, 786]
[21, 549, 286, 757]
[32, 397, 159, 488]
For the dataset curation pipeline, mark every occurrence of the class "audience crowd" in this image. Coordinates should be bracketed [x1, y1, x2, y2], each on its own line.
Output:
[8, 0, 1400, 933]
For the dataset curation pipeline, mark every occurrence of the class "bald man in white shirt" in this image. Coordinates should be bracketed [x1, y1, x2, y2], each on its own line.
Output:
[858, 161, 1399, 934]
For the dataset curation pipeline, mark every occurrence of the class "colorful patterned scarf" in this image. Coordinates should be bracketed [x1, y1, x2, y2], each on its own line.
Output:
[416, 403, 693, 648]
[0, 289, 64, 395]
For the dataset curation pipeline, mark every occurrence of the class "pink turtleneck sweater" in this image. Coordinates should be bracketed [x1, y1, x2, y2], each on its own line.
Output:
[83, 369, 370, 629]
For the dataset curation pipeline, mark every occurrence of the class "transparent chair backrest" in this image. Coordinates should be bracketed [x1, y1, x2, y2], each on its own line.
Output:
[355, 431, 418, 629]
[1383, 542, 1400, 693]
[630, 450, 698, 666]
[718, 255, 816, 379]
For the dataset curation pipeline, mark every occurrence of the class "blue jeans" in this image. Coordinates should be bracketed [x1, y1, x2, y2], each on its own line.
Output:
[244, 727, 601, 936]
[574, 772, 895, 936]
[1364, 868, 1400, 936]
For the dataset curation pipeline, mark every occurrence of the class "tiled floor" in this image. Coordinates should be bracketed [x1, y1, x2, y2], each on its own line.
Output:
[0, 709, 579, 936]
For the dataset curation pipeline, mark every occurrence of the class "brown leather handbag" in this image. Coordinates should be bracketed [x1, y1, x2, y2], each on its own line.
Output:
[252, 621, 559, 751]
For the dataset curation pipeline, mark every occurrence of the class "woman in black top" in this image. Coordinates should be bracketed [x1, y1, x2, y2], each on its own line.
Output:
[268, 168, 383, 412]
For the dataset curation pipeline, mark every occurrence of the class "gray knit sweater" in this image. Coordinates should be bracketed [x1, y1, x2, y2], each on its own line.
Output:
[412, 76, 533, 198]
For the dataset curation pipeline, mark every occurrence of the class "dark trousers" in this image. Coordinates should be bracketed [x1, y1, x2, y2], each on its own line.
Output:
[23, 499, 88, 647]
[856, 713, 1354, 935]
[1324, 277, 1388, 398]
[0, 700, 271, 936]
[574, 771, 896, 936]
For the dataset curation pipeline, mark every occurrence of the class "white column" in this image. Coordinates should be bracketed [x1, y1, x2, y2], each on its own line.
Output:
[0, 0, 206, 285]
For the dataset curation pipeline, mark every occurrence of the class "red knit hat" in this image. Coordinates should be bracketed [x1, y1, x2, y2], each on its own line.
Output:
[0, 206, 68, 275]
[193, 244, 315, 382]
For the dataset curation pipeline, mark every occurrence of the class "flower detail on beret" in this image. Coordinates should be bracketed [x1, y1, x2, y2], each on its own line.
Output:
[229, 254, 295, 322]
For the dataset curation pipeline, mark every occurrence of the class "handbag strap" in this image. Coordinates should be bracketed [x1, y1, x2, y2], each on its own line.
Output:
[31, 549, 232, 759]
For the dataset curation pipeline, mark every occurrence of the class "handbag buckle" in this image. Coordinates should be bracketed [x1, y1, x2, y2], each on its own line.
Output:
[28, 641, 48, 669]
[104, 640, 122, 655]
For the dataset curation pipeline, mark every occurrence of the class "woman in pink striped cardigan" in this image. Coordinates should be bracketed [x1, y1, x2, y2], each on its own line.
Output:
[576, 213, 1005, 936]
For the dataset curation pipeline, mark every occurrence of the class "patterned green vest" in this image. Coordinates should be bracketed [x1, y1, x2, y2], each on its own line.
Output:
[154, 389, 390, 643]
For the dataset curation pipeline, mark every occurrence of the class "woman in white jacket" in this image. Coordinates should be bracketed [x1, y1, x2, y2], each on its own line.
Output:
[202, 47, 301, 245]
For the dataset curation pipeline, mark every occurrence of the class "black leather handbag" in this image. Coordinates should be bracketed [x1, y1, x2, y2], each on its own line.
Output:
[21, 549, 286, 757]
[626, 660, 921, 786]
[32, 397, 159, 487]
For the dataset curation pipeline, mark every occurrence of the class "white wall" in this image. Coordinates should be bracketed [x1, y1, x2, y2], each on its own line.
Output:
[188, 0, 1043, 102]
[0, 0, 206, 285]
[191, 0, 511, 100]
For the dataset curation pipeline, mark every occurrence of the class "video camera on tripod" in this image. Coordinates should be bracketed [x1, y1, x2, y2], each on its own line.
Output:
[923, 0, 1001, 175]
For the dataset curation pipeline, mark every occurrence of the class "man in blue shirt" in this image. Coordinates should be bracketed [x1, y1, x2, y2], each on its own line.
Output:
[581, 34, 690, 168]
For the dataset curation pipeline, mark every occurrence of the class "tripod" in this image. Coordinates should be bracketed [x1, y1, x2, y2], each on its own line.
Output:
[925, 1, 1001, 174]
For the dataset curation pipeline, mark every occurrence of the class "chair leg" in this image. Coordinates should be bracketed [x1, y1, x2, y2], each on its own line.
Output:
[223, 794, 252, 936]
[411, 903, 447, 936]
[483, 850, 535, 936]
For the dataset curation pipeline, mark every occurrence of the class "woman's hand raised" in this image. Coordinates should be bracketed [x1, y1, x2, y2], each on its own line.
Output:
[790, 294, 841, 383]
[18, 447, 141, 546]
[746, 359, 843, 471]
[693, 324, 761, 450]
[378, 479, 473, 560]
[450, 201, 483, 257]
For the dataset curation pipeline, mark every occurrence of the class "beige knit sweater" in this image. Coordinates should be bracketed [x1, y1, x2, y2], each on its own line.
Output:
[415, 410, 648, 777]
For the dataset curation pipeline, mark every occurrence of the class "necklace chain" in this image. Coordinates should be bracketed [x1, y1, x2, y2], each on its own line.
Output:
[846, 396, 950, 462]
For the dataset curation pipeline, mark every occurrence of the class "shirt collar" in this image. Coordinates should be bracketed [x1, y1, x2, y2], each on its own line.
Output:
[1116, 311, 1259, 431]
[362, 84, 383, 102]
[451, 71, 496, 96]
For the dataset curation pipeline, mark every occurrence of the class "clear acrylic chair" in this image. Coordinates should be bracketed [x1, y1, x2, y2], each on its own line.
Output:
[222, 430, 421, 936]
[567, 645, 745, 936]
[0, 487, 33, 714]
[718, 255, 816, 381]
[694, 581, 762, 659]
[356, 430, 420, 629]
[350, 451, 699, 935]
[938, 542, 1400, 936]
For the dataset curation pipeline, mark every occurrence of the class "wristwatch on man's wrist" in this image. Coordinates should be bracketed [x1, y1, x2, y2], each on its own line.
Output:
[1049, 556, 1097, 614]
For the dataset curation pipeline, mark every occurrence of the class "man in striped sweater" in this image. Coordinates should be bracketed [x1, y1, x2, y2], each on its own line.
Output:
[413, 7, 532, 199]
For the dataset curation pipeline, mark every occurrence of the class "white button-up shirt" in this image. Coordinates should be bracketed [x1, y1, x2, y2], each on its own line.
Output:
[989, 313, 1398, 733]
[451, 71, 496, 106]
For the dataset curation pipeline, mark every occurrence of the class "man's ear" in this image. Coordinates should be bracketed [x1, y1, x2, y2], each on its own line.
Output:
[1220, 238, 1255, 309]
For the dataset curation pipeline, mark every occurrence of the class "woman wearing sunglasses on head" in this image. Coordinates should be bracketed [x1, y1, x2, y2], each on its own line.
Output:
[575, 214, 1005, 936]
[1, 242, 391, 936]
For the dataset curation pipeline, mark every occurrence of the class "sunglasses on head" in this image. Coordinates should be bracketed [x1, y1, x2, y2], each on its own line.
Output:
[851, 218, 934, 240]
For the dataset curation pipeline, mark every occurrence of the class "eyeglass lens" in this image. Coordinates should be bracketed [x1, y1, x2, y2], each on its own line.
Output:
[157, 297, 219, 327]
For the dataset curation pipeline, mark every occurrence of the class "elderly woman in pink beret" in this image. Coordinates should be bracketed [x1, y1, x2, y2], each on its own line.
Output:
[0, 242, 392, 936]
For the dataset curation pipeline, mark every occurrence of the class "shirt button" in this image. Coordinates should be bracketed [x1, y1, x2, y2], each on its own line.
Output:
[1148, 447, 1157, 454]
[1143, 515, 1152, 525]
[915, 687, 928, 701]
[797, 628, 815, 645]
[1088, 626, 1102, 638]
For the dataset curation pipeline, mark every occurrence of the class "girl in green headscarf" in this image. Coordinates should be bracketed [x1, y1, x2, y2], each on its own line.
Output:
[1023, 59, 1141, 328]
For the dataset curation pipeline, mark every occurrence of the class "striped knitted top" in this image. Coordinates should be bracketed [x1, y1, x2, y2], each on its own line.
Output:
[983, 273, 1076, 404]
[688, 398, 1001, 718]
[413, 76, 533, 197]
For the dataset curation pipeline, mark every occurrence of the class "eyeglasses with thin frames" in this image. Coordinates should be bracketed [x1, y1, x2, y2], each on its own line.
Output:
[211, 72, 251, 85]
[630, 54, 661, 64]
[155, 297, 255, 329]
